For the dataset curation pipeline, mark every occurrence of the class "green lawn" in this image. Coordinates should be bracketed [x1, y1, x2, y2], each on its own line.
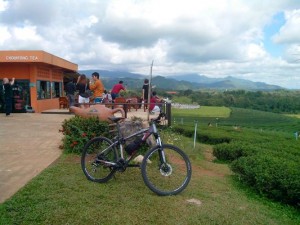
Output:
[172, 106, 231, 118]
[0, 131, 299, 225]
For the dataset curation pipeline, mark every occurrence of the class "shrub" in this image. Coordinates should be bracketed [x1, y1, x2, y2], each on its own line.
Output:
[213, 141, 260, 162]
[172, 125, 231, 145]
[60, 116, 110, 154]
[231, 154, 300, 206]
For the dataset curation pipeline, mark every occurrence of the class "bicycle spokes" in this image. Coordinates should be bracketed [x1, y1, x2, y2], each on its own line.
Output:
[141, 144, 192, 196]
[81, 137, 117, 183]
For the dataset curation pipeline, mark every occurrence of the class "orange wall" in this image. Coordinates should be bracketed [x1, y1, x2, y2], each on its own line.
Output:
[36, 99, 59, 112]
[0, 63, 30, 79]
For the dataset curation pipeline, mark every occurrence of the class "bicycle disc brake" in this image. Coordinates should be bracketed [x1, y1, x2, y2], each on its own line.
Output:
[160, 163, 172, 176]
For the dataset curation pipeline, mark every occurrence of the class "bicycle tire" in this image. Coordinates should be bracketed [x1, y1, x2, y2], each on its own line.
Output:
[81, 136, 117, 183]
[141, 144, 192, 196]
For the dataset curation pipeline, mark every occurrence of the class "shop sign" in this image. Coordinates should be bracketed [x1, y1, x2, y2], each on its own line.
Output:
[5, 55, 38, 61]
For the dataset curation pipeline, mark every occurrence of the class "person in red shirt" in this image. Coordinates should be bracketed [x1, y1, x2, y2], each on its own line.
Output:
[111, 81, 126, 101]
[149, 91, 161, 114]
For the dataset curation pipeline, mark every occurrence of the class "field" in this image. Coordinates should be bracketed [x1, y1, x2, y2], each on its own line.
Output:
[172, 106, 231, 118]
[172, 106, 300, 209]
[172, 106, 300, 134]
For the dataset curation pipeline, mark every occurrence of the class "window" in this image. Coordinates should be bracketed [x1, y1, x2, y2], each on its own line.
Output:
[52, 82, 62, 98]
[37, 80, 51, 99]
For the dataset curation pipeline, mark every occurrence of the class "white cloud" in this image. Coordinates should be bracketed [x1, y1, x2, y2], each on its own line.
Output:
[246, 43, 268, 60]
[0, 0, 8, 11]
[0, 0, 300, 88]
[0, 26, 11, 44]
[273, 9, 300, 44]
[13, 25, 41, 41]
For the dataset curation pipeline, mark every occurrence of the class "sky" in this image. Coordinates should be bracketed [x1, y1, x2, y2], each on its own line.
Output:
[0, 0, 300, 89]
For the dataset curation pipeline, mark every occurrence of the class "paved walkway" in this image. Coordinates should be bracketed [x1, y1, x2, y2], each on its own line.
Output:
[0, 109, 157, 203]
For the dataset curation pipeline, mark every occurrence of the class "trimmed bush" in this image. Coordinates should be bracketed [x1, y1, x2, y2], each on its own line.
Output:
[60, 116, 110, 154]
[213, 141, 260, 162]
[231, 154, 300, 206]
[172, 125, 231, 145]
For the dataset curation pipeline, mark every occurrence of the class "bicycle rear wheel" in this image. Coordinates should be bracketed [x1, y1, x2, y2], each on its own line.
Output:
[141, 144, 192, 196]
[81, 137, 117, 183]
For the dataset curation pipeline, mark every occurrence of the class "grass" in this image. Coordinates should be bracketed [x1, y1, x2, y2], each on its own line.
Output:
[172, 106, 231, 118]
[172, 106, 231, 128]
[172, 107, 300, 134]
[0, 131, 299, 225]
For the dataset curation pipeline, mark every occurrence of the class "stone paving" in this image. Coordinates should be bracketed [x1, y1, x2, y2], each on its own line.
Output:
[0, 109, 157, 203]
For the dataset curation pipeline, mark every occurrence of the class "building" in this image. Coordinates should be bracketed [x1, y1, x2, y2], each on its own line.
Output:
[0, 50, 78, 113]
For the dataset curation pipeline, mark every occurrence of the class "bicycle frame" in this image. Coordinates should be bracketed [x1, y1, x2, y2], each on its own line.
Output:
[97, 121, 165, 167]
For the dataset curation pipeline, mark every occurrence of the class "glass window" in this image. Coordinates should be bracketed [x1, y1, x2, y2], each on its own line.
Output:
[51, 82, 62, 98]
[37, 80, 51, 99]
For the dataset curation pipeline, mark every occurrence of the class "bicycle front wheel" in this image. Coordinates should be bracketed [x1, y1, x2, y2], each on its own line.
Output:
[141, 144, 192, 196]
[81, 136, 117, 183]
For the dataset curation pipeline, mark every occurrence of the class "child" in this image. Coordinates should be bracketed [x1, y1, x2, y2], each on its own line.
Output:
[149, 91, 161, 114]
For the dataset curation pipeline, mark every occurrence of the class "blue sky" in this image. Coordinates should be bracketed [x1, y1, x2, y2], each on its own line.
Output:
[264, 12, 285, 57]
[0, 0, 300, 88]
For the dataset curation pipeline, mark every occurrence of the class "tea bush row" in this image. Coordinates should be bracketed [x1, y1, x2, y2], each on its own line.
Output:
[172, 117, 300, 207]
[213, 141, 261, 161]
[172, 125, 231, 145]
[231, 154, 300, 205]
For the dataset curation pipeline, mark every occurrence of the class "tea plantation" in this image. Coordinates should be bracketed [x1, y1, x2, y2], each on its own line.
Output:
[172, 106, 300, 207]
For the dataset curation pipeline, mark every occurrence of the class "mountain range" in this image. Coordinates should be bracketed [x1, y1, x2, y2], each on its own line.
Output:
[79, 70, 283, 90]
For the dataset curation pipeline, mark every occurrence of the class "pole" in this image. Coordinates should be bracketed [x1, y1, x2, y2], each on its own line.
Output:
[147, 60, 154, 121]
[166, 102, 172, 126]
[193, 120, 198, 149]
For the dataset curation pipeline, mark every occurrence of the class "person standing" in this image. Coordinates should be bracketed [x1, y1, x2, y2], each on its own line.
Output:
[65, 78, 76, 107]
[111, 80, 126, 101]
[142, 78, 150, 110]
[3, 77, 15, 116]
[76, 74, 90, 108]
[89, 72, 104, 103]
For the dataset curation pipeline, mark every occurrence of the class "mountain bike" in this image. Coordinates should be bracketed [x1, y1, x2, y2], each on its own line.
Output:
[81, 113, 192, 196]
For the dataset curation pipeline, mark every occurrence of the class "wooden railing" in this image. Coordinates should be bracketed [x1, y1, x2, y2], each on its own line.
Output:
[74, 101, 172, 126]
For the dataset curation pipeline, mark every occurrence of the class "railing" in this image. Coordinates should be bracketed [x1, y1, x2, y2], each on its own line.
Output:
[75, 101, 172, 126]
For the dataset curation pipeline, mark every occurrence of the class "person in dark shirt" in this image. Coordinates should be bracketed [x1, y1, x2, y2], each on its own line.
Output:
[142, 79, 149, 102]
[142, 79, 149, 110]
[65, 78, 77, 107]
[3, 77, 15, 116]
[76, 74, 90, 108]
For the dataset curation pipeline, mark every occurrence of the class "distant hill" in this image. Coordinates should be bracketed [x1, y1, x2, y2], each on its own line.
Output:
[79, 70, 284, 90]
[172, 74, 283, 90]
